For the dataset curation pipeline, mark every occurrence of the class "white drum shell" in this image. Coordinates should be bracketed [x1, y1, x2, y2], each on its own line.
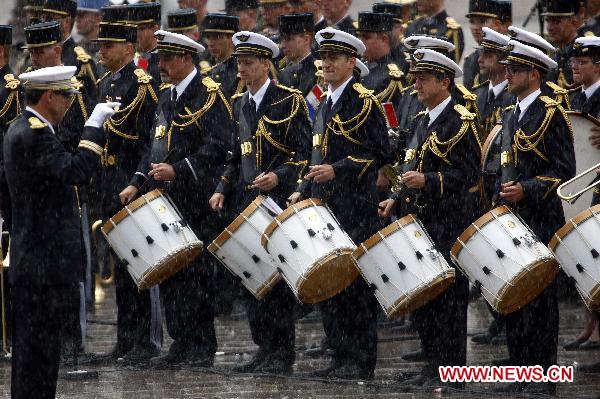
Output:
[452, 209, 555, 311]
[263, 202, 355, 296]
[353, 217, 454, 316]
[103, 192, 203, 288]
[209, 200, 280, 299]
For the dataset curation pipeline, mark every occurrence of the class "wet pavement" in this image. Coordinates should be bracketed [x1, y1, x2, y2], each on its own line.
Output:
[1, 280, 600, 398]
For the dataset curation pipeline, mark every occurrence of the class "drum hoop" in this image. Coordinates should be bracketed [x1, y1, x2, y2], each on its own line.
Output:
[548, 204, 600, 251]
[261, 197, 325, 248]
[450, 205, 512, 257]
[207, 195, 265, 252]
[353, 214, 417, 259]
[101, 189, 164, 235]
[480, 124, 502, 170]
[566, 110, 600, 128]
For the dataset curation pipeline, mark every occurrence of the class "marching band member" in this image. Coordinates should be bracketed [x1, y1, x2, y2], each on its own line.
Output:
[93, 14, 162, 364]
[495, 39, 575, 394]
[121, 30, 233, 368]
[127, 2, 162, 84]
[462, 0, 511, 90]
[289, 28, 389, 380]
[371, 1, 416, 70]
[3, 65, 114, 399]
[380, 49, 481, 388]
[209, 31, 311, 374]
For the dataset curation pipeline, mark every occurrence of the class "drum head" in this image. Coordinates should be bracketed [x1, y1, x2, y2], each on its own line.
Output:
[564, 112, 600, 220]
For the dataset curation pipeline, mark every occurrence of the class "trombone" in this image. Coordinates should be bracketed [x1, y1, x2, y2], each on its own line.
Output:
[557, 162, 600, 203]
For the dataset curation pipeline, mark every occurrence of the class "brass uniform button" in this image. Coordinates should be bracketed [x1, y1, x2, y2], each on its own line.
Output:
[405, 197, 411, 204]
[107, 155, 116, 166]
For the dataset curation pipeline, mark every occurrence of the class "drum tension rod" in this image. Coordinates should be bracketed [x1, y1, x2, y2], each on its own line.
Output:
[131, 249, 139, 257]
[326, 223, 335, 231]
[251, 254, 260, 263]
[370, 283, 378, 292]
[398, 261, 406, 271]
[576, 264, 585, 273]
[415, 251, 423, 260]
[278, 254, 286, 263]
[243, 271, 252, 278]
[381, 274, 389, 283]
[161, 223, 169, 232]
[474, 280, 482, 290]
[290, 240, 298, 249]
[146, 235, 154, 244]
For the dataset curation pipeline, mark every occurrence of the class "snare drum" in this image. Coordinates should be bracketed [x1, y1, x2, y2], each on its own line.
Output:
[261, 198, 358, 304]
[208, 196, 281, 299]
[101, 189, 203, 290]
[451, 205, 558, 314]
[353, 215, 455, 318]
[549, 205, 600, 310]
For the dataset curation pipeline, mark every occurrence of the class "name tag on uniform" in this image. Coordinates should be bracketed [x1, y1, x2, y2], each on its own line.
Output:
[313, 133, 323, 148]
[241, 141, 252, 156]
[155, 125, 166, 139]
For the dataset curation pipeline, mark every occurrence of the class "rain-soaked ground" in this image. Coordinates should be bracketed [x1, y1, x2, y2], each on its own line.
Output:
[1, 281, 600, 398]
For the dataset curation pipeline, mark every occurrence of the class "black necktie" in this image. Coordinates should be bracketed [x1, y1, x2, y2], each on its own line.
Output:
[487, 89, 495, 105]
[324, 97, 333, 119]
[582, 90, 588, 105]
[167, 89, 177, 121]
[249, 98, 257, 117]
[513, 104, 521, 130]
[423, 113, 430, 128]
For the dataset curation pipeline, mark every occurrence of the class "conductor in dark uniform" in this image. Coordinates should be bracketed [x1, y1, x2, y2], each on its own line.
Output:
[380, 49, 481, 388]
[494, 40, 575, 394]
[289, 28, 390, 380]
[203, 14, 242, 100]
[3, 65, 115, 399]
[278, 13, 320, 97]
[121, 30, 233, 367]
[210, 31, 311, 374]
[405, 0, 464, 63]
[462, 0, 512, 90]
[93, 17, 162, 362]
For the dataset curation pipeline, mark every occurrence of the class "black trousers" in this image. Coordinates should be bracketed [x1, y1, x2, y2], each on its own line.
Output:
[245, 281, 297, 361]
[319, 278, 379, 371]
[413, 270, 469, 375]
[114, 259, 156, 352]
[506, 279, 558, 369]
[161, 252, 216, 357]
[11, 283, 77, 399]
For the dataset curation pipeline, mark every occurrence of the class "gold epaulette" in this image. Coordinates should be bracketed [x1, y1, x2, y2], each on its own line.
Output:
[28, 116, 47, 129]
[454, 104, 476, 121]
[4, 73, 20, 90]
[401, 84, 414, 94]
[446, 16, 461, 30]
[231, 91, 245, 101]
[276, 83, 302, 95]
[70, 76, 83, 91]
[456, 84, 477, 101]
[74, 46, 91, 63]
[202, 76, 221, 92]
[278, 57, 287, 70]
[471, 79, 489, 91]
[353, 82, 375, 98]
[539, 95, 560, 107]
[159, 82, 173, 91]
[546, 81, 567, 95]
[503, 105, 515, 112]
[134, 68, 152, 84]
[199, 60, 213, 75]
[96, 71, 110, 86]
[387, 63, 404, 80]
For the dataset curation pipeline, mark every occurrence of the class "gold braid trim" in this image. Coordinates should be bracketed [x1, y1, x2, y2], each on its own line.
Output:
[347, 156, 374, 180]
[76, 92, 89, 121]
[254, 93, 303, 167]
[417, 112, 473, 169]
[536, 175, 562, 200]
[376, 79, 403, 103]
[513, 96, 562, 162]
[0, 74, 21, 120]
[168, 89, 218, 150]
[104, 82, 155, 140]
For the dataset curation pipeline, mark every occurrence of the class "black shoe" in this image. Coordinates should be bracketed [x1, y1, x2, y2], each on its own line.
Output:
[233, 350, 268, 373]
[563, 337, 587, 350]
[310, 359, 343, 378]
[328, 363, 374, 380]
[577, 361, 600, 373]
[398, 372, 432, 386]
[522, 381, 556, 395]
[118, 345, 160, 365]
[255, 356, 293, 374]
[393, 370, 420, 383]
[88, 343, 131, 363]
[491, 357, 511, 366]
[490, 334, 507, 346]
[493, 382, 524, 393]
[471, 332, 493, 344]
[401, 349, 426, 362]
[579, 340, 600, 350]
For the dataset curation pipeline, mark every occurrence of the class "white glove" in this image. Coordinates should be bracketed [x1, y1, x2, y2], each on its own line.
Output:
[85, 102, 121, 128]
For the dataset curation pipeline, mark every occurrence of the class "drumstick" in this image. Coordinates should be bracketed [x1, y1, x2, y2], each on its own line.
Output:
[491, 173, 522, 208]
[129, 148, 176, 205]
